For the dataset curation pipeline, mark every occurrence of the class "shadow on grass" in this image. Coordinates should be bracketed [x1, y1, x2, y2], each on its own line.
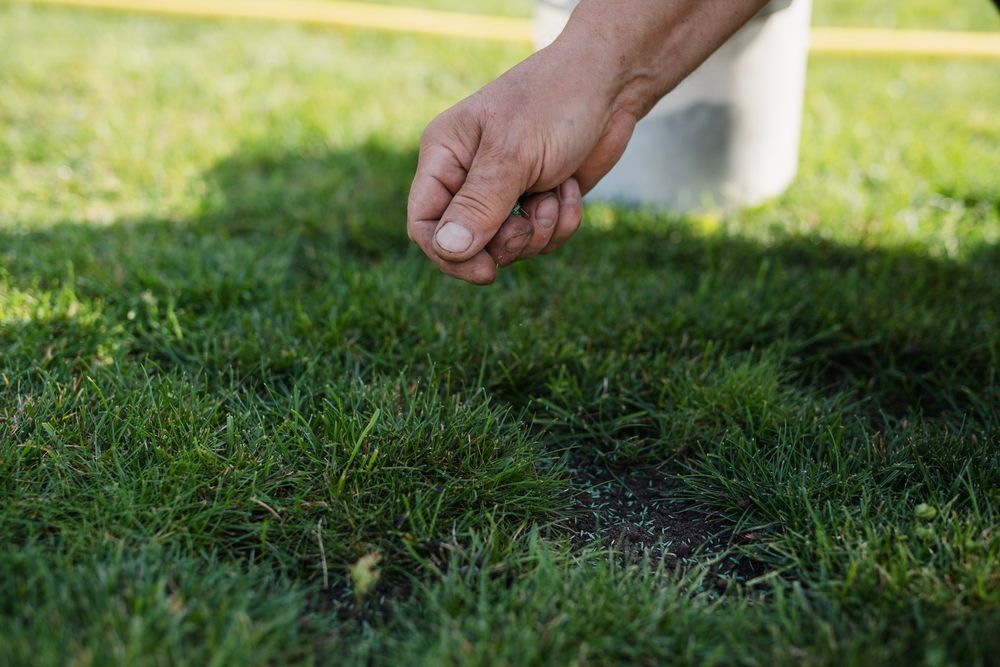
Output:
[2, 140, 998, 420]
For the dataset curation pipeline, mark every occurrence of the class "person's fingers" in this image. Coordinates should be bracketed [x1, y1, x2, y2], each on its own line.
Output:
[488, 178, 583, 267]
[540, 178, 582, 254]
[408, 138, 500, 283]
[407, 143, 466, 247]
[409, 214, 498, 285]
[432, 149, 525, 263]
[485, 216, 533, 268]
[514, 192, 560, 259]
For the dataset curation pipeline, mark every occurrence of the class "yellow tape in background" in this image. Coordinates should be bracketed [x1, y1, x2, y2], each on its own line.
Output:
[15, 0, 1000, 58]
[811, 27, 1000, 58]
[18, 0, 535, 41]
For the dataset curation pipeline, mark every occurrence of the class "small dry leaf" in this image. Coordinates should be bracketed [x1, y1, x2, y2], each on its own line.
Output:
[349, 551, 382, 600]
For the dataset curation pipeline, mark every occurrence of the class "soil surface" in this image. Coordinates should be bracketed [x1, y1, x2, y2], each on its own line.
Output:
[324, 459, 771, 623]
[561, 459, 767, 583]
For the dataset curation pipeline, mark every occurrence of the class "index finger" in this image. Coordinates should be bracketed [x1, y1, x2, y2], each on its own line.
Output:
[407, 144, 467, 247]
[407, 142, 502, 284]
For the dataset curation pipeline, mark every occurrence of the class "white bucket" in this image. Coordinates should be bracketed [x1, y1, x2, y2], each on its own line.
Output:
[535, 0, 812, 211]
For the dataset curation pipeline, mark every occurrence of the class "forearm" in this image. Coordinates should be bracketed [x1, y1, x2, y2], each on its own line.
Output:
[408, 0, 769, 282]
[554, 0, 769, 119]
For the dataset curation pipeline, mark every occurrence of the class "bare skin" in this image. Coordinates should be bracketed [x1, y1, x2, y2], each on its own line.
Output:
[407, 0, 768, 284]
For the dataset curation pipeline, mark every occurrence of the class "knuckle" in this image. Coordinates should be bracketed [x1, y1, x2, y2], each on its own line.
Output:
[422, 105, 477, 150]
[419, 117, 450, 152]
[419, 129, 442, 156]
[478, 133, 521, 166]
[418, 122, 436, 148]
[423, 109, 450, 135]
[504, 217, 533, 238]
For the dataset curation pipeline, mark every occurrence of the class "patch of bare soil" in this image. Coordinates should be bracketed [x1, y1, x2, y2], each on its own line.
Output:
[562, 459, 767, 584]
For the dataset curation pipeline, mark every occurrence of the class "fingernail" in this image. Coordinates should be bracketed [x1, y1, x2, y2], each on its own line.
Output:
[504, 230, 531, 254]
[536, 195, 558, 228]
[435, 222, 473, 253]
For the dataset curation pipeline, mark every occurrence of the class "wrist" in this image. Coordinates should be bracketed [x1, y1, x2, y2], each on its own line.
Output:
[556, 0, 769, 118]
[546, 15, 656, 122]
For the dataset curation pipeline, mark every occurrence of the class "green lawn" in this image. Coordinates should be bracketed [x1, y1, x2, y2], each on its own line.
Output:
[1, 1, 998, 665]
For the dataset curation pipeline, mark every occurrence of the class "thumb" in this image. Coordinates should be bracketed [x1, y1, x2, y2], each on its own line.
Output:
[433, 154, 525, 263]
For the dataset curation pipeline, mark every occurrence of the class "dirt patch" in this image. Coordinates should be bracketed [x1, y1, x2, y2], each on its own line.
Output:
[561, 459, 767, 583]
[312, 576, 411, 632]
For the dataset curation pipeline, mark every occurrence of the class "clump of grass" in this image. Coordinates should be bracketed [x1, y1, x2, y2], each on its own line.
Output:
[0, 367, 561, 575]
[0, 546, 315, 666]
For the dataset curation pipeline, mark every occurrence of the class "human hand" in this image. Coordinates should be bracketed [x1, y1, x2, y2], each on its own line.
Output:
[406, 0, 767, 284]
[406, 38, 640, 284]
